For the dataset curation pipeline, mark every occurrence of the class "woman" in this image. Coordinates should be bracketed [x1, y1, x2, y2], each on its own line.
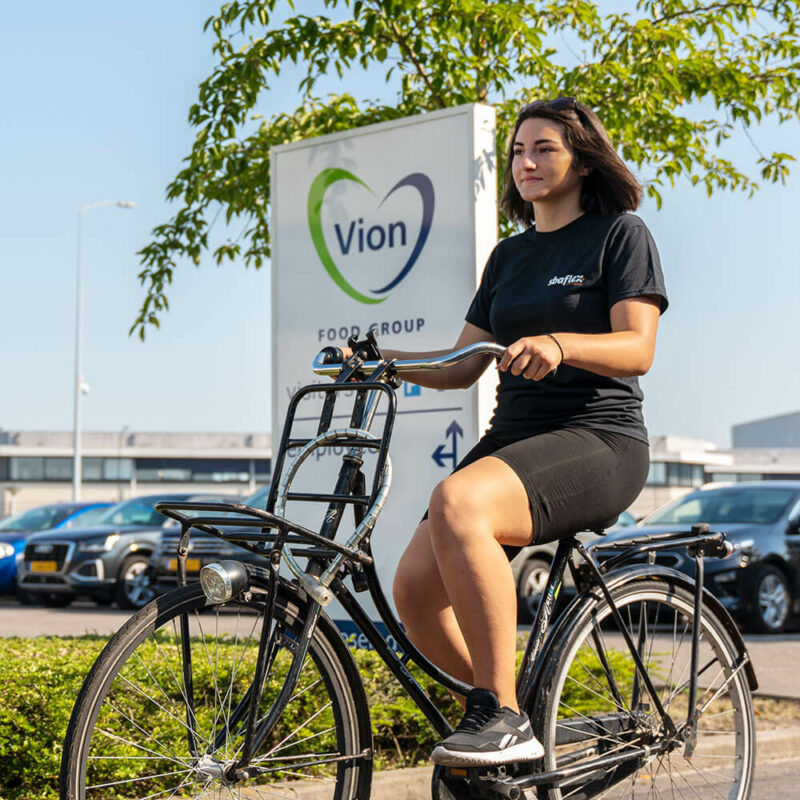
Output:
[346, 98, 667, 767]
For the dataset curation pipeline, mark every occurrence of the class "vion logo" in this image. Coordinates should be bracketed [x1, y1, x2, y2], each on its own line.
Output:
[307, 168, 435, 305]
[334, 218, 408, 256]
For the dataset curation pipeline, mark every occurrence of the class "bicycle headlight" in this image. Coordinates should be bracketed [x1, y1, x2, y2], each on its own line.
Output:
[199, 561, 249, 604]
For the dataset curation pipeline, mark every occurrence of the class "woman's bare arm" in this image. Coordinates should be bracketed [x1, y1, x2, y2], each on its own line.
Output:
[555, 297, 662, 377]
[497, 297, 662, 381]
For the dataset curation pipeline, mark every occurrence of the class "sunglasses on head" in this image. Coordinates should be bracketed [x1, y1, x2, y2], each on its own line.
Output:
[520, 96, 577, 114]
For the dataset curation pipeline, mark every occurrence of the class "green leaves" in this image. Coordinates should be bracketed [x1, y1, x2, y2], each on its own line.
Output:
[0, 637, 107, 799]
[133, 0, 800, 338]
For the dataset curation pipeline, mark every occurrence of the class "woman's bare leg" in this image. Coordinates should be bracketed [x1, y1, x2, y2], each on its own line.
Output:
[393, 520, 474, 695]
[427, 456, 533, 711]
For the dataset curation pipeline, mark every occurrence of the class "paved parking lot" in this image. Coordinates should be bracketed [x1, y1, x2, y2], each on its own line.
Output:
[2, 595, 799, 698]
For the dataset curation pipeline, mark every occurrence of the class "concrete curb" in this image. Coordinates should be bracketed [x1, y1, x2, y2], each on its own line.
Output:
[752, 725, 800, 763]
[271, 725, 800, 800]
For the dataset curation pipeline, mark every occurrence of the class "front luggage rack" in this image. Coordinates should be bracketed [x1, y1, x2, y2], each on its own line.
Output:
[155, 502, 374, 566]
[155, 370, 398, 602]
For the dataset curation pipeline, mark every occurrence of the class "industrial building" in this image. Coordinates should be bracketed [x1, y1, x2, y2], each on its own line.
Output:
[732, 410, 800, 449]
[3, 413, 800, 518]
[0, 430, 271, 516]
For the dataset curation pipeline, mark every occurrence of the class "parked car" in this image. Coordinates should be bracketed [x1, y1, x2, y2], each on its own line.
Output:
[602, 481, 800, 633]
[17, 493, 234, 609]
[511, 510, 637, 622]
[0, 502, 111, 597]
[150, 485, 271, 593]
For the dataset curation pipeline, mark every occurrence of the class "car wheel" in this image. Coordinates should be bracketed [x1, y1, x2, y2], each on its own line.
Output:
[745, 565, 792, 634]
[116, 555, 156, 610]
[517, 557, 550, 624]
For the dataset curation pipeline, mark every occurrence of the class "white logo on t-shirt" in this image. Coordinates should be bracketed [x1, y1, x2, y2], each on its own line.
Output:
[548, 274, 586, 287]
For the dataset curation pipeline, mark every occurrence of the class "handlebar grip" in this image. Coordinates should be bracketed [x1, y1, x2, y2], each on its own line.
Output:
[317, 347, 344, 366]
[719, 540, 736, 558]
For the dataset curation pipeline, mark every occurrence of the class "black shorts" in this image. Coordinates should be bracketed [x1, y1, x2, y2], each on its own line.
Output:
[423, 427, 649, 554]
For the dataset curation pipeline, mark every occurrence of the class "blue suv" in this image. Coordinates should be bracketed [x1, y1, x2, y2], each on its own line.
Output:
[0, 502, 110, 598]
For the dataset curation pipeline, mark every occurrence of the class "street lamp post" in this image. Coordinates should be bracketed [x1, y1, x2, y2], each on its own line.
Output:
[117, 424, 129, 501]
[73, 201, 135, 502]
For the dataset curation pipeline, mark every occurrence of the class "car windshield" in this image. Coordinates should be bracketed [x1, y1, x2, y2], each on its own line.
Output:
[243, 485, 270, 508]
[644, 487, 798, 526]
[61, 505, 110, 529]
[197, 486, 270, 520]
[94, 497, 178, 527]
[0, 504, 74, 532]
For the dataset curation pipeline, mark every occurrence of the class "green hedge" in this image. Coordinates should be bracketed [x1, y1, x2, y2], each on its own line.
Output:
[1, 637, 108, 800]
[0, 636, 463, 800]
[0, 636, 631, 800]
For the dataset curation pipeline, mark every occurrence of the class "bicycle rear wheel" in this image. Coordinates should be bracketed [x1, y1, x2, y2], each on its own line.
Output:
[532, 577, 755, 800]
[61, 575, 372, 800]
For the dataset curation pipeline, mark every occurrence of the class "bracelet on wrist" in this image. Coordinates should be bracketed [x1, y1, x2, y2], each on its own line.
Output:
[546, 334, 565, 365]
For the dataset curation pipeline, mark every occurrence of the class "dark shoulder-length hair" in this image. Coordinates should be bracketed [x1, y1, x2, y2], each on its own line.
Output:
[500, 99, 642, 228]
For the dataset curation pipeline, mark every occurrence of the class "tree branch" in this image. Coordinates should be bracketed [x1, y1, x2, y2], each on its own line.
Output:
[387, 19, 447, 108]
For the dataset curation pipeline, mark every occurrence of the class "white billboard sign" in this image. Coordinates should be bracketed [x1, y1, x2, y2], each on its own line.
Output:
[270, 103, 497, 616]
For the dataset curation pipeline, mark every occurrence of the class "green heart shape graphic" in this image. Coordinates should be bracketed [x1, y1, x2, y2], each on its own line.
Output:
[307, 168, 387, 305]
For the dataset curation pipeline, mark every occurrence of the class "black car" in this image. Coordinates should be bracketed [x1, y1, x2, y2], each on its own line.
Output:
[603, 481, 800, 633]
[150, 485, 270, 593]
[17, 492, 234, 609]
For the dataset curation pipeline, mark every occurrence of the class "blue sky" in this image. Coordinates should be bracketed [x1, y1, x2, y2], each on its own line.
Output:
[1, 1, 798, 447]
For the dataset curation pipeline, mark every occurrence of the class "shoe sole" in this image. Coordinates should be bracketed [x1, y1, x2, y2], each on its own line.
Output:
[431, 737, 545, 767]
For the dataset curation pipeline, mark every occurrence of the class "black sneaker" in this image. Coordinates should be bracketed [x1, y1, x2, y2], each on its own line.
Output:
[431, 688, 544, 767]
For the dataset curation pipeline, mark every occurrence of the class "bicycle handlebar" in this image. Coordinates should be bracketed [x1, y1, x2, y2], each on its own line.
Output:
[311, 341, 505, 377]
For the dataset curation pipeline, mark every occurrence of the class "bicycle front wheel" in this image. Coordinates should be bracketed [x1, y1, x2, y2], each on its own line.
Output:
[532, 577, 755, 800]
[61, 576, 372, 800]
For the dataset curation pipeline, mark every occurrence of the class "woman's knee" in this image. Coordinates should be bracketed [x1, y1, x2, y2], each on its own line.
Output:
[428, 476, 488, 543]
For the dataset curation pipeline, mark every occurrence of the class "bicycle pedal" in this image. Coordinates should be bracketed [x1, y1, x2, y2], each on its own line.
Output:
[433, 766, 526, 800]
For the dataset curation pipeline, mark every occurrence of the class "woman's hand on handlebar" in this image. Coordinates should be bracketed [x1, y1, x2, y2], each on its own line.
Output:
[498, 336, 563, 381]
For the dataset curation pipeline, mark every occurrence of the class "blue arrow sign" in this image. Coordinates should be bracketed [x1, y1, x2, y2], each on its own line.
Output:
[432, 420, 464, 469]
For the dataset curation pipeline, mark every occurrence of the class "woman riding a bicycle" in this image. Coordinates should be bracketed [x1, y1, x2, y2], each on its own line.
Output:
[343, 97, 668, 767]
[65, 100, 765, 800]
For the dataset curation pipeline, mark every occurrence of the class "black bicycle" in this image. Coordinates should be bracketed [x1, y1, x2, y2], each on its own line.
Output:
[60, 333, 758, 800]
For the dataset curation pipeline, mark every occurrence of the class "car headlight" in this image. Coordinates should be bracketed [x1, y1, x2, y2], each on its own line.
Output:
[79, 533, 121, 553]
[0, 543, 14, 559]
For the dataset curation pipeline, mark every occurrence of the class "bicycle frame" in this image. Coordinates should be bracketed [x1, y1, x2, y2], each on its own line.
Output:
[156, 358, 756, 791]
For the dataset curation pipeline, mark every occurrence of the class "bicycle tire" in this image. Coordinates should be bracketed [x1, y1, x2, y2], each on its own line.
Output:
[61, 575, 373, 800]
[531, 577, 755, 800]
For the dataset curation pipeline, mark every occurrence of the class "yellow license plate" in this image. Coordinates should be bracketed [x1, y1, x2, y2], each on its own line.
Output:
[168, 558, 201, 572]
[30, 561, 58, 573]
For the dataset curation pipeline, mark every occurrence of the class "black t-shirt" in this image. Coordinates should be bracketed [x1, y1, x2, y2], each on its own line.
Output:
[466, 212, 668, 445]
